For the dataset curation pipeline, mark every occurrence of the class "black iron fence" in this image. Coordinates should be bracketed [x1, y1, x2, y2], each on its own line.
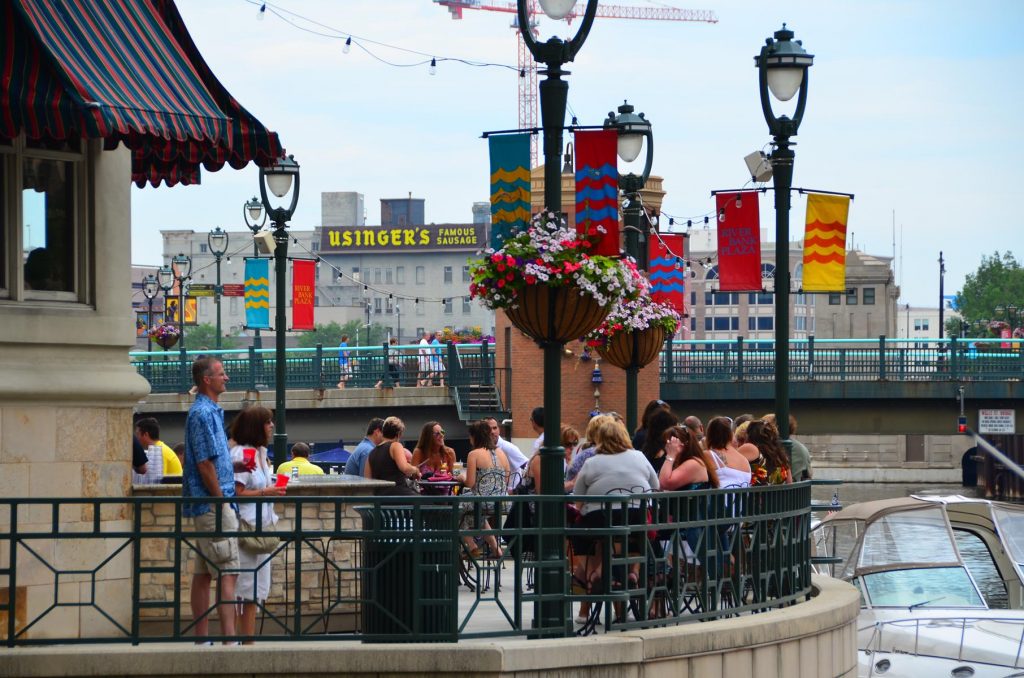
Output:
[0, 484, 811, 645]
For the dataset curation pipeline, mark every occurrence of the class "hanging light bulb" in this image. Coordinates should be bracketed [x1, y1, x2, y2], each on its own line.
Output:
[343, 36, 351, 54]
[669, 217, 675, 226]
[718, 208, 726, 223]
[736, 195, 743, 209]
[429, 58, 437, 76]
[257, 3, 266, 20]
[650, 215, 659, 227]
[674, 257, 682, 270]
[226, 256, 231, 264]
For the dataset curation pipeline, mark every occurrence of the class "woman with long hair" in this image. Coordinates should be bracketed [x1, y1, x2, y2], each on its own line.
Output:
[745, 419, 791, 485]
[704, 416, 752, 488]
[640, 409, 680, 474]
[658, 425, 719, 491]
[460, 419, 510, 558]
[229, 406, 286, 644]
[365, 416, 421, 495]
[411, 421, 456, 475]
[632, 399, 671, 450]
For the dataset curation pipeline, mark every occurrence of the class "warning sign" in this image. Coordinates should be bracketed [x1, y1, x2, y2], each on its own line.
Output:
[979, 409, 1016, 435]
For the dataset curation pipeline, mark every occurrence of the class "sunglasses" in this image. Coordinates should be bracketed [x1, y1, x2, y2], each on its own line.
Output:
[433, 430, 446, 437]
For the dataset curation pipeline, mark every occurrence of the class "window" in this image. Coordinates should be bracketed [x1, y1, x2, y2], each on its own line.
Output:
[443, 298, 453, 314]
[443, 266, 452, 284]
[462, 265, 471, 282]
[795, 292, 806, 305]
[690, 317, 696, 332]
[690, 291, 696, 307]
[795, 315, 806, 331]
[828, 293, 841, 305]
[416, 327, 425, 338]
[229, 297, 238, 315]
[462, 297, 471, 314]
[863, 288, 876, 305]
[846, 288, 858, 305]
[415, 266, 425, 284]
[748, 292, 773, 305]
[374, 268, 382, 284]
[352, 266, 360, 282]
[374, 298, 382, 314]
[708, 316, 738, 331]
[747, 316, 773, 331]
[5, 137, 86, 301]
[351, 296, 362, 307]
[385, 268, 393, 284]
[385, 296, 394, 314]
[396, 266, 405, 284]
[914, 318, 930, 331]
[704, 317, 712, 331]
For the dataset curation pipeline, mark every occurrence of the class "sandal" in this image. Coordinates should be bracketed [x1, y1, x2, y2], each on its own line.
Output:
[466, 547, 483, 559]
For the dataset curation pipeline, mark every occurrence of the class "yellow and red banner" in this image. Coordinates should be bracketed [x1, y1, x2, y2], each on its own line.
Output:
[802, 193, 851, 292]
[291, 259, 315, 330]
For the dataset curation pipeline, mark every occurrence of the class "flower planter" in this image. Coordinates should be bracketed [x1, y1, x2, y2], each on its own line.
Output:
[597, 325, 666, 370]
[506, 285, 609, 345]
[155, 334, 179, 350]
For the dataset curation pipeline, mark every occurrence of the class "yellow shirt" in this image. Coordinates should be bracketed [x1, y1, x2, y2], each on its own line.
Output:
[158, 440, 182, 475]
[276, 456, 324, 476]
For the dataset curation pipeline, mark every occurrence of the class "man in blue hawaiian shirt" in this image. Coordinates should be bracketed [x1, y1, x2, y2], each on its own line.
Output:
[183, 357, 238, 642]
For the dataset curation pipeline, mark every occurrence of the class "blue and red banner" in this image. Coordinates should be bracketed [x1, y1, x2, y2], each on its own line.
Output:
[574, 130, 619, 257]
[715, 191, 762, 292]
[488, 134, 531, 249]
[648, 233, 686, 318]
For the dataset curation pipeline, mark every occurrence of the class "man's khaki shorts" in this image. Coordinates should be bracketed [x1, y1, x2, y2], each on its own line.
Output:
[190, 509, 240, 576]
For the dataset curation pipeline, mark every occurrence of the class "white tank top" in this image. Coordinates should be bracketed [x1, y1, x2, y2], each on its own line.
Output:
[711, 449, 752, 488]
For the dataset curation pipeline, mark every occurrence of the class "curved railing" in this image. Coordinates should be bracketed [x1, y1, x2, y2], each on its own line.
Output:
[0, 483, 811, 644]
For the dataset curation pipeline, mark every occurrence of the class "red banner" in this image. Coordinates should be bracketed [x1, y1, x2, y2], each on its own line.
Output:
[574, 129, 619, 257]
[648, 234, 686, 319]
[291, 259, 315, 330]
[715, 191, 762, 292]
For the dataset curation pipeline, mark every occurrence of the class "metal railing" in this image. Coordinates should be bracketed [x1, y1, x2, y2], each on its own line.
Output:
[661, 337, 1024, 383]
[0, 483, 811, 645]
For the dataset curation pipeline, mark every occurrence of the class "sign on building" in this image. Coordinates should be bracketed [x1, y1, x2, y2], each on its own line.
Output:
[319, 223, 487, 253]
[978, 409, 1016, 435]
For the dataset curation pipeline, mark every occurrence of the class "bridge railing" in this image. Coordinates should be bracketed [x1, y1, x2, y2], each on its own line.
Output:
[661, 336, 1024, 383]
[131, 343, 498, 394]
[0, 483, 811, 644]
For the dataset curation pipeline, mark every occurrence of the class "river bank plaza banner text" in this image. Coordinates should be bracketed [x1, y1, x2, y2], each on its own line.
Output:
[715, 191, 762, 292]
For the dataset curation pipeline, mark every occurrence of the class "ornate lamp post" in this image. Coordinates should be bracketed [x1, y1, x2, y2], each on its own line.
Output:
[207, 227, 230, 350]
[604, 100, 653, 433]
[755, 24, 813, 450]
[243, 196, 268, 352]
[517, 0, 599, 636]
[258, 154, 301, 469]
[142, 274, 159, 353]
[171, 253, 192, 348]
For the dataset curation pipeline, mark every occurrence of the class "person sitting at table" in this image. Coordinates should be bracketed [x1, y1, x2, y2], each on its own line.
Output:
[459, 419, 510, 558]
[275, 442, 324, 477]
[411, 421, 456, 475]
[658, 425, 720, 559]
[364, 416, 420, 496]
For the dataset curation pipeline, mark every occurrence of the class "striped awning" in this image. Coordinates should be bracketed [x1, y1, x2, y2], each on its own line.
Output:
[1, 0, 282, 187]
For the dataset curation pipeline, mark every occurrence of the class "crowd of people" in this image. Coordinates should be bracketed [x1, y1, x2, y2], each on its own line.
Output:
[161, 355, 813, 642]
[336, 330, 448, 389]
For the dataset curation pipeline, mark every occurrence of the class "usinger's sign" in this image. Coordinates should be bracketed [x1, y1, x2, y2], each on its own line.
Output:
[319, 223, 486, 253]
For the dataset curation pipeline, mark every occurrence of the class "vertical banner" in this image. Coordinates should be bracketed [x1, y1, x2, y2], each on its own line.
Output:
[715, 191, 762, 291]
[648, 234, 686, 319]
[802, 193, 851, 292]
[244, 258, 270, 329]
[165, 297, 197, 325]
[574, 129, 619, 257]
[488, 134, 531, 249]
[291, 259, 315, 330]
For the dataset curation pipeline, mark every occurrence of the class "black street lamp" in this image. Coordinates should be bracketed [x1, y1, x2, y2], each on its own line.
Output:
[171, 253, 192, 348]
[208, 227, 230, 350]
[142, 274, 159, 353]
[243, 196, 269, 353]
[157, 264, 174, 321]
[395, 303, 401, 344]
[755, 24, 813, 450]
[258, 154, 301, 469]
[604, 100, 653, 434]
[365, 300, 372, 346]
[995, 304, 1023, 332]
[939, 251, 946, 339]
[517, 0, 598, 636]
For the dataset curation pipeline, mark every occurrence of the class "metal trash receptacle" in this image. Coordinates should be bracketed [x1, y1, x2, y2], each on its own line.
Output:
[357, 504, 456, 642]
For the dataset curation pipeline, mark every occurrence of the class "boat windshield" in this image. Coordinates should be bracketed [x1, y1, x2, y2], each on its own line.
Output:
[861, 567, 985, 608]
[993, 506, 1024, 569]
[858, 507, 959, 570]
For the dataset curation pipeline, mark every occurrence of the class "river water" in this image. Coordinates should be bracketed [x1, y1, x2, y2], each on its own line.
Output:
[811, 482, 1010, 609]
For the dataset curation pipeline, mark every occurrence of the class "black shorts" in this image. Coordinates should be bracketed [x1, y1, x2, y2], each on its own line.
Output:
[570, 507, 646, 557]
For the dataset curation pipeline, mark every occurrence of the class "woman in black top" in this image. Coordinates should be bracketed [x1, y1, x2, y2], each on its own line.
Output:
[365, 416, 421, 495]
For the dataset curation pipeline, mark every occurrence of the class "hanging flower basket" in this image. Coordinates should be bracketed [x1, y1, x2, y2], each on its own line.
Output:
[469, 210, 642, 345]
[149, 323, 181, 349]
[506, 284, 610, 344]
[597, 325, 666, 370]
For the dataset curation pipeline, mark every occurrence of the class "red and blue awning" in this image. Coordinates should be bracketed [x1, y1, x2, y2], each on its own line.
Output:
[1, 0, 281, 187]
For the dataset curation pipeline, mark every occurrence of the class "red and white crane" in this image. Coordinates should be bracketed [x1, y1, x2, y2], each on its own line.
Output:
[434, 0, 718, 164]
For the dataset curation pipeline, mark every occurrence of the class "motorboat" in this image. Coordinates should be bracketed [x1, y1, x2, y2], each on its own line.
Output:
[812, 495, 1024, 677]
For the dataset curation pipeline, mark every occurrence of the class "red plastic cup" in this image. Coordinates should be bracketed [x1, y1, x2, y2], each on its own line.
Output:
[242, 448, 257, 470]
[275, 473, 290, 488]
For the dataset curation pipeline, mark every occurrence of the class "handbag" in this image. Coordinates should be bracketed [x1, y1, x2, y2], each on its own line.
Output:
[238, 518, 280, 554]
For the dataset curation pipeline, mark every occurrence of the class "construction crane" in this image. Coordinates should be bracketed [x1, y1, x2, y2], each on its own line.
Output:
[434, 0, 718, 164]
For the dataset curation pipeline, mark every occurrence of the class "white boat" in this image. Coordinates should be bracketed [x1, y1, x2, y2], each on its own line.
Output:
[811, 495, 1024, 677]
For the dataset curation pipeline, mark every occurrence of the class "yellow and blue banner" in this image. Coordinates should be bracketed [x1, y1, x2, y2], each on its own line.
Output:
[244, 258, 270, 329]
[802, 193, 851, 292]
[488, 134, 531, 249]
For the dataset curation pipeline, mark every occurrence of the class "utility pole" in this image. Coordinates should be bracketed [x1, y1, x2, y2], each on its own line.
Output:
[939, 251, 946, 339]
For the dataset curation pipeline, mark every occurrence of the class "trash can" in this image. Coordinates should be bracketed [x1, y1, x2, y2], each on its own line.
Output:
[357, 504, 457, 642]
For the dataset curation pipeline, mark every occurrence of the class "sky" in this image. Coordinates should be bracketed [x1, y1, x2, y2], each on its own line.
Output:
[129, 0, 1024, 308]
